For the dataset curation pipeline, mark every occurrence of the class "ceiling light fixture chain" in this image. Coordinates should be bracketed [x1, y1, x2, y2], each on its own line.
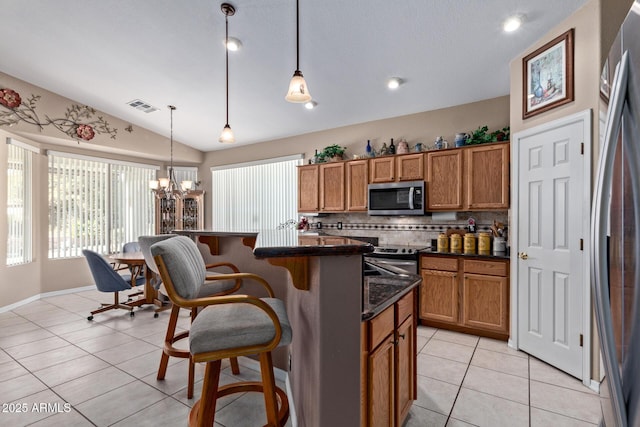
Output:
[285, 0, 312, 103]
[219, 2, 236, 143]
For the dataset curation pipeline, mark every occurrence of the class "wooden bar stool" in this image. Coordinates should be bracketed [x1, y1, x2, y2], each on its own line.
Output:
[152, 236, 291, 427]
[142, 234, 243, 399]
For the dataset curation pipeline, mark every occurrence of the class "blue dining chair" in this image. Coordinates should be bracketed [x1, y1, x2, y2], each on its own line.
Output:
[82, 249, 144, 320]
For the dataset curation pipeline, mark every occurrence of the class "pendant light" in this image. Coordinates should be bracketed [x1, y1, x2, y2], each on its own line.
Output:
[150, 105, 190, 198]
[285, 0, 312, 103]
[219, 3, 236, 143]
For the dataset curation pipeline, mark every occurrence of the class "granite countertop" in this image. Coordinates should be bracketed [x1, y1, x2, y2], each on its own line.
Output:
[420, 248, 510, 260]
[362, 260, 421, 321]
[253, 230, 374, 258]
[174, 228, 260, 238]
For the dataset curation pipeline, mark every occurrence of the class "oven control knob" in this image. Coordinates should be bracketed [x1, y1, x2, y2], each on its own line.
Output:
[401, 248, 406, 253]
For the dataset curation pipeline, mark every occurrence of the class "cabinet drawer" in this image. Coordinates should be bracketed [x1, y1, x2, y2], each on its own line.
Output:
[463, 259, 508, 277]
[421, 256, 458, 272]
[396, 291, 414, 325]
[369, 304, 395, 351]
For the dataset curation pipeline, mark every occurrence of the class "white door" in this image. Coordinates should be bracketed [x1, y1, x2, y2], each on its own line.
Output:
[516, 115, 587, 379]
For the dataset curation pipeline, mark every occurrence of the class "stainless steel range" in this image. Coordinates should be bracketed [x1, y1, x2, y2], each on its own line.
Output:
[364, 245, 426, 275]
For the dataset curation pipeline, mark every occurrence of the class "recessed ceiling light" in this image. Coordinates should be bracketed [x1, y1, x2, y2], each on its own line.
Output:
[387, 77, 402, 90]
[224, 37, 242, 51]
[503, 16, 522, 32]
[304, 100, 317, 110]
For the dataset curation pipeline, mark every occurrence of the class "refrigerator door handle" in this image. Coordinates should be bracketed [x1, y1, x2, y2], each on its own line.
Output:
[591, 51, 630, 427]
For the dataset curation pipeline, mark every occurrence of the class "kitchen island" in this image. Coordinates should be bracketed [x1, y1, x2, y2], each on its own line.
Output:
[176, 229, 420, 426]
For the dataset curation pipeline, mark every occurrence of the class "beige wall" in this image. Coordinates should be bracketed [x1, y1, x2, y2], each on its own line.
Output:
[508, 0, 633, 382]
[199, 96, 510, 228]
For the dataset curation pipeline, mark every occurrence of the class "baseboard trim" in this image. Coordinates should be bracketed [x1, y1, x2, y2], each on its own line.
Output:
[0, 285, 94, 313]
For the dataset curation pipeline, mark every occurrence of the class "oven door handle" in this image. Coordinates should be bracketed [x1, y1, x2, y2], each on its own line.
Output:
[367, 259, 416, 267]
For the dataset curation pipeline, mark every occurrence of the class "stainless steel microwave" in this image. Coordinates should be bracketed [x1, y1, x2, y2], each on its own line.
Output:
[368, 180, 425, 215]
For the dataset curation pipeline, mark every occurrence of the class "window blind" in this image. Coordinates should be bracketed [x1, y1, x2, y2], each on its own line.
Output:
[6, 143, 33, 266]
[210, 155, 302, 230]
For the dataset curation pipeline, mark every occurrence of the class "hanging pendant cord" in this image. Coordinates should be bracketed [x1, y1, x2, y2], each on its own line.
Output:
[225, 13, 229, 126]
[295, 0, 300, 71]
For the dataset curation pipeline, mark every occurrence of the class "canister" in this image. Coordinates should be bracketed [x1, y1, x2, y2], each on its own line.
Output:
[450, 234, 462, 253]
[437, 233, 449, 252]
[493, 236, 507, 254]
[478, 232, 491, 255]
[463, 233, 476, 254]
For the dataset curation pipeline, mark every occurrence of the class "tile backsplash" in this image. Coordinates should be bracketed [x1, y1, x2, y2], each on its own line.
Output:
[304, 211, 509, 248]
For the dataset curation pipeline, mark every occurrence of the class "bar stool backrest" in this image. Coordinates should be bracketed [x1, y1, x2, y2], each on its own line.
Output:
[151, 235, 206, 300]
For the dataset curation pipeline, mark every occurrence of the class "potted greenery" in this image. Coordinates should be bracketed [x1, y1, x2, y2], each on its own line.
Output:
[318, 144, 346, 162]
[466, 125, 510, 145]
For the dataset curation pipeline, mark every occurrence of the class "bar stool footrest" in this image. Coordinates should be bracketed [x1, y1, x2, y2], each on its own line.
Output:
[188, 381, 289, 427]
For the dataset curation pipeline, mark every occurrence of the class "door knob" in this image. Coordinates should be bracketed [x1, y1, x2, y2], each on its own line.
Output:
[518, 252, 528, 260]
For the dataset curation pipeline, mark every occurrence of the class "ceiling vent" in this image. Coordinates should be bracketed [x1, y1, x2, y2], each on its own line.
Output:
[126, 99, 159, 113]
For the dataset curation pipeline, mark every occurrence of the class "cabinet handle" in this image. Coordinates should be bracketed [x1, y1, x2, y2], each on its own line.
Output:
[398, 333, 406, 340]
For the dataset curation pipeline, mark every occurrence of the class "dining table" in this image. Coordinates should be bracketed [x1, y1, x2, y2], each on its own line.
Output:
[109, 251, 158, 307]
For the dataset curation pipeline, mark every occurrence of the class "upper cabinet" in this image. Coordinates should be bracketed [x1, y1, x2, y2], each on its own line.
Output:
[346, 159, 369, 211]
[319, 162, 345, 212]
[464, 143, 509, 209]
[298, 164, 319, 212]
[370, 153, 425, 183]
[427, 142, 509, 211]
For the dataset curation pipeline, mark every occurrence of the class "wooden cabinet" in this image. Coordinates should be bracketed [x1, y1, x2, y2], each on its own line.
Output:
[319, 162, 345, 212]
[346, 159, 369, 211]
[420, 255, 509, 340]
[396, 153, 425, 181]
[362, 290, 416, 427]
[369, 157, 395, 183]
[370, 154, 425, 183]
[426, 149, 464, 210]
[154, 190, 204, 234]
[298, 164, 319, 212]
[464, 143, 509, 209]
[427, 142, 509, 211]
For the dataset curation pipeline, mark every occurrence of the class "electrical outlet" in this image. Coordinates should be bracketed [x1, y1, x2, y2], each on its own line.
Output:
[337, 222, 343, 230]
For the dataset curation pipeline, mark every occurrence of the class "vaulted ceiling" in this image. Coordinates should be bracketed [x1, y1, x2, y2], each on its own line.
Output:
[0, 0, 588, 151]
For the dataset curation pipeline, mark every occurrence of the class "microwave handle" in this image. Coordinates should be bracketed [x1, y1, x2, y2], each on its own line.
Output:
[408, 187, 415, 210]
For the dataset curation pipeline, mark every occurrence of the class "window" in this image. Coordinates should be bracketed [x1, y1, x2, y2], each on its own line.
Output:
[48, 152, 157, 258]
[171, 166, 198, 190]
[6, 139, 35, 266]
[211, 155, 302, 230]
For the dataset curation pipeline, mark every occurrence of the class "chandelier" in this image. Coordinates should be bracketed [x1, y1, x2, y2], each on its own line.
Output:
[149, 105, 192, 198]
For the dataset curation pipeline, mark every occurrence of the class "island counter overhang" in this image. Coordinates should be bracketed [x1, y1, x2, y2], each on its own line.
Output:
[174, 229, 419, 427]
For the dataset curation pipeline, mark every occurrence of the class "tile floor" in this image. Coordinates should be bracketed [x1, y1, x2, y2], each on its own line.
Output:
[0, 288, 601, 426]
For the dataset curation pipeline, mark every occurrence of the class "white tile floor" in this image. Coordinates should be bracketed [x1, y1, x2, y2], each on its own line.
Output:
[0, 289, 601, 426]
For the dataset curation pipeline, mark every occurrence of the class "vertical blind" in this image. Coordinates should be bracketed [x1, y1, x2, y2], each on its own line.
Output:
[211, 155, 302, 230]
[48, 153, 156, 258]
[6, 143, 33, 266]
[172, 166, 198, 189]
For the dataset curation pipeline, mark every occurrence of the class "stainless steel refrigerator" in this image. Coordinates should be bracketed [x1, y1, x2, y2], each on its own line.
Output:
[592, 2, 640, 426]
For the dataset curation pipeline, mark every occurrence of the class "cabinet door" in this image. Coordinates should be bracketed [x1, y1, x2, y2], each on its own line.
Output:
[155, 197, 177, 234]
[298, 164, 319, 212]
[420, 269, 459, 324]
[347, 159, 369, 211]
[465, 142, 509, 209]
[369, 157, 395, 183]
[462, 273, 509, 333]
[395, 315, 414, 426]
[319, 162, 345, 211]
[368, 337, 395, 427]
[396, 153, 425, 181]
[426, 150, 463, 210]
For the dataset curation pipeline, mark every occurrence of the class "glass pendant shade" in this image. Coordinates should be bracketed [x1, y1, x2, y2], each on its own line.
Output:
[181, 180, 193, 192]
[219, 124, 235, 143]
[285, 70, 312, 103]
[158, 177, 170, 189]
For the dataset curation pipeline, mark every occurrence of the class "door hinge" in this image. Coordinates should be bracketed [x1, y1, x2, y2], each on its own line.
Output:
[580, 239, 583, 250]
[581, 143, 584, 155]
[580, 334, 584, 347]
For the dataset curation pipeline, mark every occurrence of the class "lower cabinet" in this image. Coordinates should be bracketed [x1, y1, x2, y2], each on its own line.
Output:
[420, 255, 509, 340]
[361, 290, 417, 427]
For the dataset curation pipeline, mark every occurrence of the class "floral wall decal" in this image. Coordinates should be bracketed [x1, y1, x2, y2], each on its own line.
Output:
[0, 86, 117, 141]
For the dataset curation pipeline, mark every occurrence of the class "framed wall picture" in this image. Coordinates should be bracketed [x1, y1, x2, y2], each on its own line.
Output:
[600, 57, 610, 103]
[522, 28, 575, 119]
